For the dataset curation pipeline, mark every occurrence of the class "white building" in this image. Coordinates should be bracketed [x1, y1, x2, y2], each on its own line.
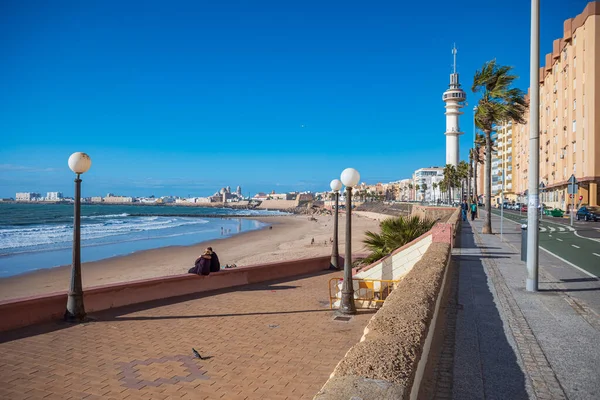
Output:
[413, 167, 444, 203]
[442, 45, 466, 166]
[16, 192, 38, 201]
[46, 192, 63, 201]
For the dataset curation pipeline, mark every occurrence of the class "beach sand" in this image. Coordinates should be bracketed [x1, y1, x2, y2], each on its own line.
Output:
[0, 213, 383, 301]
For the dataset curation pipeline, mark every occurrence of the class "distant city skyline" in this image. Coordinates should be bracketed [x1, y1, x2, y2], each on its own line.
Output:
[0, 0, 590, 198]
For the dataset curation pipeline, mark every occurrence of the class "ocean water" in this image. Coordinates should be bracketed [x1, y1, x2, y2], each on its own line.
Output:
[0, 203, 287, 278]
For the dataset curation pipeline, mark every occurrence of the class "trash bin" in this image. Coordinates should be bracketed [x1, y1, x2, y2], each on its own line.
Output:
[520, 223, 527, 262]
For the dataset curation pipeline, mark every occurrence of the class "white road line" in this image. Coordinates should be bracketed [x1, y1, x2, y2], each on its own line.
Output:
[567, 226, 575, 231]
[558, 227, 565, 232]
[548, 235, 552, 237]
[572, 245, 580, 249]
[549, 227, 556, 233]
[594, 253, 600, 258]
[539, 247, 598, 278]
[539, 227, 547, 232]
[556, 238, 563, 241]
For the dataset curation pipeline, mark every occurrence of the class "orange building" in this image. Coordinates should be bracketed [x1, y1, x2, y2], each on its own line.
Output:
[513, 1, 600, 208]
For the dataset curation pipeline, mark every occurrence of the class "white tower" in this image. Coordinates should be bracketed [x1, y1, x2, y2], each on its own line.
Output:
[442, 45, 466, 166]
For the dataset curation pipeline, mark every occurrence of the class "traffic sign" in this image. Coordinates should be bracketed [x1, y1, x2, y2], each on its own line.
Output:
[579, 195, 583, 201]
[568, 183, 579, 195]
[568, 174, 578, 185]
[569, 194, 573, 199]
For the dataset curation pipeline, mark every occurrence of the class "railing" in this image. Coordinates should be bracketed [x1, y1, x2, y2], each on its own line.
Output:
[328, 278, 399, 309]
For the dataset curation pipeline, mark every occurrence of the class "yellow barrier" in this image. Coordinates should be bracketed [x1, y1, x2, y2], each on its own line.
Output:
[328, 278, 399, 309]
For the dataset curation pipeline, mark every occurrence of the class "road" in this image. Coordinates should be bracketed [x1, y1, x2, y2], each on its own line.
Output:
[491, 208, 600, 278]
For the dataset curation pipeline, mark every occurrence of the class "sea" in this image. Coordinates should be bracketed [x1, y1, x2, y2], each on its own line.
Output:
[0, 203, 288, 278]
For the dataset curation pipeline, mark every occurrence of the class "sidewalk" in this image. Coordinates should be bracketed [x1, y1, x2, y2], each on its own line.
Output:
[449, 212, 600, 400]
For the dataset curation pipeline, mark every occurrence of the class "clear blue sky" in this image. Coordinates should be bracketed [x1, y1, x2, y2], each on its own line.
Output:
[0, 0, 591, 198]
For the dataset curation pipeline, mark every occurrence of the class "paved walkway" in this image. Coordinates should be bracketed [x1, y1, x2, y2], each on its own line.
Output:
[447, 212, 600, 400]
[0, 271, 373, 400]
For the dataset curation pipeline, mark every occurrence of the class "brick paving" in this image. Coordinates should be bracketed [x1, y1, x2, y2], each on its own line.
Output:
[0, 270, 374, 400]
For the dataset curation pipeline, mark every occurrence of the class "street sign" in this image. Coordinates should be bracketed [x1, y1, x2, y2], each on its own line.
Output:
[568, 174, 578, 185]
[579, 195, 583, 201]
[570, 194, 573, 199]
[568, 183, 579, 195]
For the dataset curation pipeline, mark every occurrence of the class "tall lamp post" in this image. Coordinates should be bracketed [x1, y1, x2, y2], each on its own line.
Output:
[339, 168, 360, 315]
[65, 152, 92, 322]
[526, 0, 540, 292]
[329, 179, 343, 270]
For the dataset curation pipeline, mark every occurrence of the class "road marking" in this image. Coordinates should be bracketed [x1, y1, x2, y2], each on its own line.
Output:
[539, 247, 598, 279]
[556, 238, 563, 241]
[548, 235, 552, 237]
[539, 227, 547, 232]
[558, 227, 565, 232]
[567, 226, 575, 231]
[571, 245, 580, 249]
[593, 253, 600, 258]
[549, 227, 556, 233]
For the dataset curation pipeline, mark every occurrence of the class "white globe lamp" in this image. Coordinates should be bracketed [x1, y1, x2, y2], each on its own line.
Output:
[340, 168, 360, 188]
[68, 152, 92, 175]
[330, 179, 342, 192]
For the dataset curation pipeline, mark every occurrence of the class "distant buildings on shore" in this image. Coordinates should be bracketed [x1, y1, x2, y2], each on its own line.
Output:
[10, 185, 316, 206]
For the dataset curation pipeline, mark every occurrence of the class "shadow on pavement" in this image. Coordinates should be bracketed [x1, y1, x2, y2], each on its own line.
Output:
[0, 270, 356, 344]
[452, 222, 528, 399]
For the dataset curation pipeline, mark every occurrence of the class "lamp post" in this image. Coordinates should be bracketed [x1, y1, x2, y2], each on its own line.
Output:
[329, 179, 343, 270]
[526, 0, 540, 292]
[65, 152, 92, 322]
[539, 181, 545, 221]
[339, 167, 360, 315]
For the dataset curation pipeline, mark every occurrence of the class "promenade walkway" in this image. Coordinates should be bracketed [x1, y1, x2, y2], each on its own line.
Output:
[442, 212, 600, 400]
[0, 271, 374, 400]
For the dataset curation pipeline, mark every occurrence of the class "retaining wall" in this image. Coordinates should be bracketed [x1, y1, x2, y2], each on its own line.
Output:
[315, 208, 460, 399]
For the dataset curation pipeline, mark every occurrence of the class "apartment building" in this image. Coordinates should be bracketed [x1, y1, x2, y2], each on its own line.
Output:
[413, 167, 444, 203]
[15, 192, 38, 201]
[513, 2, 599, 208]
[491, 122, 516, 204]
[46, 192, 63, 201]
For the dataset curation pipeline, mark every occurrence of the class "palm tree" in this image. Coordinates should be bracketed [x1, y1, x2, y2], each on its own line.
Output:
[439, 180, 447, 203]
[421, 183, 428, 202]
[473, 60, 527, 233]
[457, 161, 469, 202]
[355, 215, 436, 266]
[443, 164, 457, 203]
[432, 182, 438, 203]
[408, 184, 413, 201]
[415, 184, 420, 201]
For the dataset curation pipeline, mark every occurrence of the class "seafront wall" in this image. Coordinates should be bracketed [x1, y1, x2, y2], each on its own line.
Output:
[0, 256, 332, 333]
[314, 208, 460, 400]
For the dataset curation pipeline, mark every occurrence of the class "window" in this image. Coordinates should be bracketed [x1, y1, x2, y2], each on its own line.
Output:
[573, 78, 576, 88]
[572, 120, 576, 132]
[574, 35, 577, 46]
[573, 57, 576, 68]
[573, 99, 576, 110]
[573, 143, 576, 152]
[563, 48, 567, 60]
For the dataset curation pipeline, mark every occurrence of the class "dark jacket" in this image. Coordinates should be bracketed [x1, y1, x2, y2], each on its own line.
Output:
[461, 202, 469, 211]
[189, 255, 211, 276]
[209, 252, 221, 272]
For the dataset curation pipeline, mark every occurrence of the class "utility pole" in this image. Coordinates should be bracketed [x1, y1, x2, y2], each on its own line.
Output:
[526, 0, 540, 292]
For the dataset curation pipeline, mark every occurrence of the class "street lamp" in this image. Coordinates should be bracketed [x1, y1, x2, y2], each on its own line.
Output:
[65, 152, 92, 322]
[339, 167, 360, 315]
[329, 179, 343, 270]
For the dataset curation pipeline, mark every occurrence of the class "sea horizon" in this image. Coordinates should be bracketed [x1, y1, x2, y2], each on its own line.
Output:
[0, 203, 289, 278]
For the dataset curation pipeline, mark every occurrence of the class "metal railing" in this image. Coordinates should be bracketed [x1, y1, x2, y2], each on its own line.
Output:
[328, 278, 400, 309]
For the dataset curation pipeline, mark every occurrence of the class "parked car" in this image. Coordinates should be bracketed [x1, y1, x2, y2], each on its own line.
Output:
[520, 204, 528, 212]
[576, 206, 600, 221]
[513, 202, 522, 211]
[549, 208, 565, 217]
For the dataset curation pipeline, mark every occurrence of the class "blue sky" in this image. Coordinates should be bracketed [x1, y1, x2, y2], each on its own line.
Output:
[0, 0, 591, 197]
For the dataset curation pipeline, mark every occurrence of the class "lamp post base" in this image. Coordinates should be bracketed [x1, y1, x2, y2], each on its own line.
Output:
[329, 255, 341, 270]
[338, 290, 357, 315]
[64, 293, 87, 323]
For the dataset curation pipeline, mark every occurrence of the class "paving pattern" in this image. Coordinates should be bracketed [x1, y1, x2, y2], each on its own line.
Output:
[0, 270, 374, 400]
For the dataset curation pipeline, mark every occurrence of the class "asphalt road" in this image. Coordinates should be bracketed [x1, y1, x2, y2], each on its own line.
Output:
[491, 208, 600, 278]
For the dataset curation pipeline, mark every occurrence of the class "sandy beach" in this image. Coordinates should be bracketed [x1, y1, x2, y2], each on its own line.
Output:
[0, 213, 383, 301]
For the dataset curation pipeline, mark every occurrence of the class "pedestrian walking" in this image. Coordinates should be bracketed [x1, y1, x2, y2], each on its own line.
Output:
[461, 200, 468, 222]
[470, 199, 478, 221]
